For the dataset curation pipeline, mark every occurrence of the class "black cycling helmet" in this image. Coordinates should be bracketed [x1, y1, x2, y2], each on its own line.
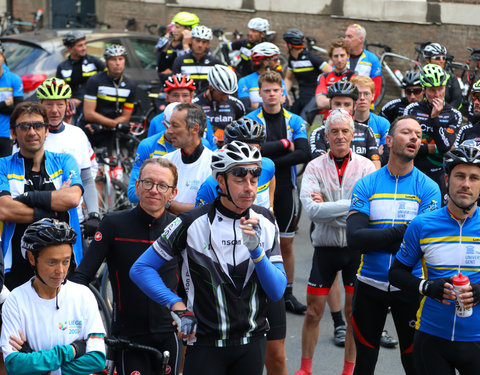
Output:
[224, 119, 266, 144]
[283, 29, 304, 47]
[21, 218, 77, 260]
[327, 80, 359, 101]
[402, 72, 422, 88]
[444, 142, 480, 176]
[62, 31, 86, 47]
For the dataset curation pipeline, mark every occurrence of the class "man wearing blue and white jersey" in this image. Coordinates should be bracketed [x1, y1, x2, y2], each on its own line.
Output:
[0, 102, 83, 290]
[346, 116, 441, 374]
[0, 41, 23, 157]
[130, 141, 286, 375]
[390, 143, 480, 375]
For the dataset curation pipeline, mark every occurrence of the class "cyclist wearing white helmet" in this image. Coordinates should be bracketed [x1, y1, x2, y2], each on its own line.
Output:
[193, 65, 245, 145]
[131, 140, 286, 375]
[172, 25, 223, 94]
[238, 42, 289, 110]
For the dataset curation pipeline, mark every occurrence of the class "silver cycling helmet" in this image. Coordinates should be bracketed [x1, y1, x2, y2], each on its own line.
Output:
[248, 18, 269, 33]
[423, 43, 447, 59]
[207, 65, 238, 95]
[191, 25, 213, 41]
[211, 140, 262, 179]
[104, 44, 127, 59]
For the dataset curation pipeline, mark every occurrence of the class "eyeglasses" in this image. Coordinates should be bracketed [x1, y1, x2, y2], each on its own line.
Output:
[15, 121, 48, 132]
[472, 94, 480, 102]
[138, 179, 175, 193]
[431, 56, 446, 61]
[229, 166, 262, 178]
[405, 88, 423, 95]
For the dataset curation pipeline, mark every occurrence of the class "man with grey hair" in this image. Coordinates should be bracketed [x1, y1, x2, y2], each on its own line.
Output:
[295, 109, 376, 375]
[344, 24, 382, 102]
[164, 102, 213, 214]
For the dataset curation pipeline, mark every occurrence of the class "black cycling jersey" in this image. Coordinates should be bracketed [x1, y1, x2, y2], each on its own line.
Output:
[287, 50, 327, 98]
[380, 97, 410, 124]
[71, 205, 179, 337]
[172, 51, 223, 94]
[56, 55, 105, 100]
[226, 39, 256, 78]
[445, 72, 463, 110]
[309, 122, 379, 161]
[157, 40, 186, 75]
[454, 120, 480, 147]
[193, 90, 246, 131]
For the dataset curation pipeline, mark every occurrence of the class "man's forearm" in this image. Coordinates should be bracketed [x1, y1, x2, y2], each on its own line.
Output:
[51, 186, 82, 211]
[169, 201, 194, 215]
[0, 196, 34, 223]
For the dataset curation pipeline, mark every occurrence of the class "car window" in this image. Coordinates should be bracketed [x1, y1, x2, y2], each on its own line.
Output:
[86, 39, 132, 67]
[3, 42, 44, 70]
[129, 38, 156, 70]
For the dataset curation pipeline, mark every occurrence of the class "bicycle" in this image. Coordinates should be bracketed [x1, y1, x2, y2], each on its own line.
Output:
[304, 36, 329, 59]
[211, 28, 243, 67]
[0, 9, 43, 35]
[131, 83, 169, 135]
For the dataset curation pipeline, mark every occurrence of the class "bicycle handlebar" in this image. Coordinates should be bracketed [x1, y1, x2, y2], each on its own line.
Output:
[366, 43, 392, 53]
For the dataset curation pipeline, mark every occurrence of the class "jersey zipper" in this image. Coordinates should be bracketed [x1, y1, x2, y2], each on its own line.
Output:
[388, 175, 400, 292]
[451, 218, 465, 341]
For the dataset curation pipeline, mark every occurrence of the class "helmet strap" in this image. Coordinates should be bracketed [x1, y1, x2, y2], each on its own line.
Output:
[220, 173, 242, 210]
[447, 181, 477, 215]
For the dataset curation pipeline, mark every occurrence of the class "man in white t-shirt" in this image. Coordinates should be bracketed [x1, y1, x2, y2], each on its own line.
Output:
[0, 218, 106, 375]
[36, 78, 100, 237]
[163, 102, 212, 214]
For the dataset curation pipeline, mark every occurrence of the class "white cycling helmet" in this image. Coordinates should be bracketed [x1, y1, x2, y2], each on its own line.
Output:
[162, 102, 180, 129]
[248, 17, 269, 33]
[191, 25, 213, 41]
[211, 141, 262, 179]
[423, 43, 447, 59]
[251, 42, 280, 64]
[207, 65, 238, 95]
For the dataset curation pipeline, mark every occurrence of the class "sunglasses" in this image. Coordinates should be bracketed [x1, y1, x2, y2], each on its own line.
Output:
[472, 94, 480, 102]
[431, 56, 446, 61]
[405, 88, 423, 95]
[15, 121, 48, 132]
[229, 166, 262, 178]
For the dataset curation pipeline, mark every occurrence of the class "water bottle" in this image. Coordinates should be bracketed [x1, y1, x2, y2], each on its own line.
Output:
[394, 69, 404, 83]
[452, 273, 473, 318]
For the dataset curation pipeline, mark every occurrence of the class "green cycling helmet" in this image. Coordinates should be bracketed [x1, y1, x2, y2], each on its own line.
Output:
[37, 78, 72, 100]
[420, 64, 449, 87]
[172, 12, 199, 27]
[471, 79, 480, 94]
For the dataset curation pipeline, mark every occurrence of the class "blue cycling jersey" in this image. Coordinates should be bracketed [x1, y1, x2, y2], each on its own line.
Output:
[396, 206, 480, 341]
[0, 70, 23, 138]
[238, 72, 288, 104]
[195, 157, 275, 209]
[350, 166, 441, 290]
[368, 113, 390, 146]
[347, 49, 382, 79]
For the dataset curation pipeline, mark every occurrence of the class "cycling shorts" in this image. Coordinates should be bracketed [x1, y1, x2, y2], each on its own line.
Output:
[307, 246, 360, 295]
[273, 183, 296, 237]
[266, 297, 286, 341]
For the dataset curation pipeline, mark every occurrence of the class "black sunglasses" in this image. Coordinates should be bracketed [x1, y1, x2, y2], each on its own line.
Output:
[15, 121, 48, 132]
[405, 88, 423, 95]
[229, 166, 262, 178]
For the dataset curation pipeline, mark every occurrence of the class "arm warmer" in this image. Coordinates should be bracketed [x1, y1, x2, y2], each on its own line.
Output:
[0, 96, 23, 116]
[261, 140, 290, 156]
[271, 138, 310, 168]
[346, 212, 407, 253]
[5, 344, 75, 374]
[129, 246, 182, 308]
[80, 168, 99, 215]
[388, 258, 421, 293]
[61, 351, 106, 375]
[248, 247, 287, 301]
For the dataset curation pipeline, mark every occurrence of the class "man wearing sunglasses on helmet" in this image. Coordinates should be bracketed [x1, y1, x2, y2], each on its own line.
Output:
[131, 140, 286, 375]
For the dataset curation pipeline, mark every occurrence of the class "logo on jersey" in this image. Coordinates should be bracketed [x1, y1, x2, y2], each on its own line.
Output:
[68, 170, 77, 180]
[424, 200, 438, 213]
[162, 217, 182, 240]
[59, 323, 67, 331]
[130, 371, 140, 375]
[165, 365, 172, 374]
[94, 231, 102, 241]
[59, 320, 82, 334]
[351, 194, 364, 208]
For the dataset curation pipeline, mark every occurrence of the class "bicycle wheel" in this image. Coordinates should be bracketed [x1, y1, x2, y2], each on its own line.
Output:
[101, 266, 114, 312]
[88, 284, 112, 337]
[99, 177, 133, 215]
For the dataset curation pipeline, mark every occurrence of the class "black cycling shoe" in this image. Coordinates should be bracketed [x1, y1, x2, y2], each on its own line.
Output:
[380, 330, 398, 348]
[333, 325, 346, 347]
[284, 293, 306, 314]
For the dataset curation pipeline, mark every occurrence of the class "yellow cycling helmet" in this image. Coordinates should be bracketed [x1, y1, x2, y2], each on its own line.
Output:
[171, 12, 199, 27]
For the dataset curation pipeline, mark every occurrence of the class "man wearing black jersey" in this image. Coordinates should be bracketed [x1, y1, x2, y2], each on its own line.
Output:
[71, 158, 181, 375]
[455, 79, 480, 147]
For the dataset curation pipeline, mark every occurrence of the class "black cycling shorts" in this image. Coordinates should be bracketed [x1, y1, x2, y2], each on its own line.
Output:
[266, 297, 286, 341]
[307, 246, 360, 295]
[414, 330, 480, 375]
[273, 183, 296, 237]
[183, 337, 267, 375]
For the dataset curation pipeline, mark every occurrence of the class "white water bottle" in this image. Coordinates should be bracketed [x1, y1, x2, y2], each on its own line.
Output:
[452, 273, 473, 318]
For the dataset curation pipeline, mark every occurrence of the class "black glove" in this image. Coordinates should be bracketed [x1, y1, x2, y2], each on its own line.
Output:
[71, 339, 86, 359]
[171, 309, 197, 335]
[422, 277, 452, 301]
[33, 207, 57, 222]
[20, 341, 34, 353]
[116, 122, 131, 134]
[83, 212, 101, 237]
[14, 191, 51, 210]
[87, 123, 103, 135]
[471, 283, 480, 306]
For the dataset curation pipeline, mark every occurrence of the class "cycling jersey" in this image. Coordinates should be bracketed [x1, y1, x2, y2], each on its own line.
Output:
[1, 279, 105, 375]
[226, 39, 256, 77]
[56, 55, 106, 100]
[314, 69, 355, 119]
[347, 49, 381, 79]
[193, 90, 246, 131]
[0, 150, 84, 286]
[309, 122, 379, 160]
[357, 113, 390, 146]
[156, 39, 188, 75]
[454, 120, 480, 147]
[171, 52, 223, 94]
[195, 157, 275, 209]
[445, 72, 463, 110]
[238, 72, 288, 105]
[396, 206, 480, 341]
[350, 165, 440, 290]
[380, 97, 410, 124]
[287, 50, 327, 98]
[132, 199, 285, 347]
[0, 69, 23, 139]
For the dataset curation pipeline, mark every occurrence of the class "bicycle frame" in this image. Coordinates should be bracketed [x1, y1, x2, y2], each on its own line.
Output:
[379, 52, 420, 88]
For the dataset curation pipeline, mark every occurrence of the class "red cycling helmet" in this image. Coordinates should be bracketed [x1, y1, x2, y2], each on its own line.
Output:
[164, 74, 196, 92]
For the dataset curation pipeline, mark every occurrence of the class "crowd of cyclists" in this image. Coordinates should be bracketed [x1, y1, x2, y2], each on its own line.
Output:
[0, 8, 478, 375]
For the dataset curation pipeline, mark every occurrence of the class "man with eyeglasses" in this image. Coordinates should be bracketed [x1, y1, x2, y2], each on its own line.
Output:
[455, 79, 480, 147]
[0, 102, 83, 290]
[71, 157, 183, 375]
[131, 141, 286, 375]
[380, 72, 424, 124]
